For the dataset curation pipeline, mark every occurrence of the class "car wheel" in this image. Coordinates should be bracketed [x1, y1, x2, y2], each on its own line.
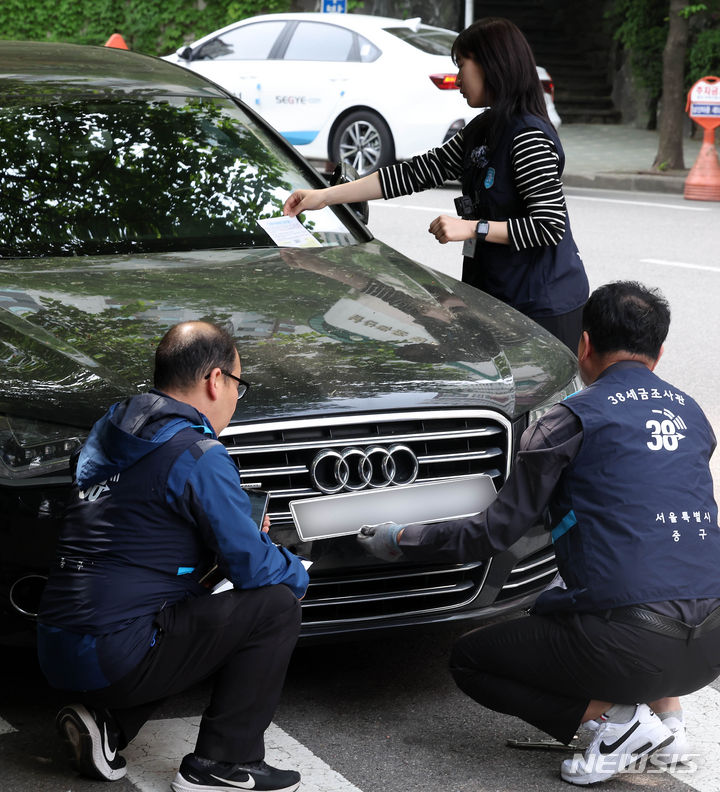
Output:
[331, 111, 394, 176]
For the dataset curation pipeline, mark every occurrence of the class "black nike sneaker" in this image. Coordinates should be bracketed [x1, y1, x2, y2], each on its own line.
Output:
[56, 703, 127, 781]
[171, 753, 301, 792]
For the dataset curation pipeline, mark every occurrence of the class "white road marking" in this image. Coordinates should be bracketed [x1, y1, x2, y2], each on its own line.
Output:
[668, 685, 720, 792]
[3, 688, 718, 790]
[124, 717, 363, 792]
[385, 197, 713, 213]
[641, 258, 720, 274]
[383, 202, 453, 213]
[0, 716, 16, 735]
[111, 691, 720, 792]
[385, 196, 714, 214]
[568, 195, 711, 211]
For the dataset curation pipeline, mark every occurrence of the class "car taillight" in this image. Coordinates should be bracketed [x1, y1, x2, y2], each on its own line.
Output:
[541, 79, 555, 100]
[429, 73, 459, 90]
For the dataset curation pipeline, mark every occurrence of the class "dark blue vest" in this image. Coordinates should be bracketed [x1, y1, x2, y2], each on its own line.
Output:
[536, 362, 720, 613]
[461, 113, 588, 319]
[39, 427, 217, 635]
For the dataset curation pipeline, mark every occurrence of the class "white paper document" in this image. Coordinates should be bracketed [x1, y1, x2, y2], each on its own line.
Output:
[258, 215, 322, 248]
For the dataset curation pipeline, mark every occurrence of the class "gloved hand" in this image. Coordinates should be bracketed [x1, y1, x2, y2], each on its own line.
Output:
[357, 522, 404, 561]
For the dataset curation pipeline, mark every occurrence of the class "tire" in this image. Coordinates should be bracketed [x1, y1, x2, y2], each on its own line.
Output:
[330, 110, 395, 176]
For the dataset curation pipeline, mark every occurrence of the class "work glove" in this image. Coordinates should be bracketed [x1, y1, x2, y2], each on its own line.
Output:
[357, 522, 404, 561]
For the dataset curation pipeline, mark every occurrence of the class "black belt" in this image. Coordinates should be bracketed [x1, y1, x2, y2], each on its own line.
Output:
[601, 604, 720, 641]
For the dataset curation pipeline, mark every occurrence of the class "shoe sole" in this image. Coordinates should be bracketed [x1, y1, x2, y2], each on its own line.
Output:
[56, 705, 127, 781]
[561, 733, 675, 785]
[171, 770, 300, 792]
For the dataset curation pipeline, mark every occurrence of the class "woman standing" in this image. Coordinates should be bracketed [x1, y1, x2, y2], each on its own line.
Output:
[283, 17, 588, 351]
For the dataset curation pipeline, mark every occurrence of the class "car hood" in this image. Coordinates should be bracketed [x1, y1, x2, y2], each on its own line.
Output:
[0, 239, 576, 428]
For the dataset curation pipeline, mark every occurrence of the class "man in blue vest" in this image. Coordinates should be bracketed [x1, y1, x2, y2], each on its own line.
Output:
[359, 281, 720, 784]
[38, 321, 308, 792]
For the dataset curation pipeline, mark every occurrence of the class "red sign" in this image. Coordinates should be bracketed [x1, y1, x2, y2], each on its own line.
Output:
[686, 76, 720, 129]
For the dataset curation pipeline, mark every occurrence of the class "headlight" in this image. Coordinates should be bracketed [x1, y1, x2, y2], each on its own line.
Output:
[0, 415, 88, 479]
[528, 374, 583, 427]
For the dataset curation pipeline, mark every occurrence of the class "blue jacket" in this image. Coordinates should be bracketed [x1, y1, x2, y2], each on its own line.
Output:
[536, 362, 720, 613]
[37, 391, 308, 690]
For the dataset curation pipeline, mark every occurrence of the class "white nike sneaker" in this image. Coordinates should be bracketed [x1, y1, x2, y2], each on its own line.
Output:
[560, 703, 673, 785]
[654, 716, 690, 763]
[56, 703, 127, 781]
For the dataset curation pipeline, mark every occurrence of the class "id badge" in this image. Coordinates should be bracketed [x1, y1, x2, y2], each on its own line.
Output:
[462, 238, 477, 258]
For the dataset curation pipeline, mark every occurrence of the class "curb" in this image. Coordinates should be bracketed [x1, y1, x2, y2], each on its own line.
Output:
[563, 171, 687, 195]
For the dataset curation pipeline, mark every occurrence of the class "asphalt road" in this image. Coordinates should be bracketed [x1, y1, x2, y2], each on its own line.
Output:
[3, 187, 720, 792]
[2, 624, 716, 792]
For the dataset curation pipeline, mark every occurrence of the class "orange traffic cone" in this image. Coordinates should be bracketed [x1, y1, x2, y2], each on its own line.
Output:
[684, 127, 720, 201]
[104, 33, 129, 50]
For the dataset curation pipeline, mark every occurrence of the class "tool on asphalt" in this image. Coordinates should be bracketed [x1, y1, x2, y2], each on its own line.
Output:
[506, 735, 581, 751]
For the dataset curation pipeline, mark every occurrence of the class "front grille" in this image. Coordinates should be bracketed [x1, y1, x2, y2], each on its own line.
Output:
[222, 410, 511, 519]
[496, 546, 558, 603]
[219, 409, 511, 626]
[301, 562, 488, 625]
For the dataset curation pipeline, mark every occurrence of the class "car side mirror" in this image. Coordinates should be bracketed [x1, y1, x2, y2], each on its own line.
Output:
[329, 162, 370, 225]
[176, 46, 193, 61]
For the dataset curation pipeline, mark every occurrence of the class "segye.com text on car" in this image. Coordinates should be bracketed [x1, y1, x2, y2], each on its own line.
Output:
[0, 41, 579, 646]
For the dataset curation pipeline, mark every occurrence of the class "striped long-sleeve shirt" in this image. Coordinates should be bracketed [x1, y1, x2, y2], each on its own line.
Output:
[377, 126, 567, 253]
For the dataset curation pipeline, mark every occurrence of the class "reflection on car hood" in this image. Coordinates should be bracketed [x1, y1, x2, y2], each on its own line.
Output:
[0, 239, 576, 427]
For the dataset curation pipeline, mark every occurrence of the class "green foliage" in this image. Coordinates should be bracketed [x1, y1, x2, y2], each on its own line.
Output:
[33, 299, 162, 389]
[609, 0, 669, 101]
[0, 0, 292, 56]
[688, 25, 720, 83]
[0, 94, 288, 257]
[227, 0, 292, 25]
[608, 0, 720, 99]
[679, 3, 708, 17]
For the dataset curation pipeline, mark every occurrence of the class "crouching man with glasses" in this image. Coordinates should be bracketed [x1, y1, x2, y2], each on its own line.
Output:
[37, 321, 308, 792]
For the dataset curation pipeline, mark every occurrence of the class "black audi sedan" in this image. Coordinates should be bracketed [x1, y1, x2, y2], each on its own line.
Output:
[0, 41, 579, 645]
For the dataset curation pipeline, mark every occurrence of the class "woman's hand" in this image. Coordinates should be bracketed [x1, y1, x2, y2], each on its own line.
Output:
[261, 514, 271, 533]
[284, 172, 383, 217]
[428, 215, 477, 243]
[429, 216, 509, 246]
[283, 189, 329, 217]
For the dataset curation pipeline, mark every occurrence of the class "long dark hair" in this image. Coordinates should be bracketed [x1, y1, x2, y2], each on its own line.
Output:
[452, 17, 548, 150]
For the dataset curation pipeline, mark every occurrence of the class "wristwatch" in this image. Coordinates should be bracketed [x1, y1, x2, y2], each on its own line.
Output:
[475, 219, 490, 241]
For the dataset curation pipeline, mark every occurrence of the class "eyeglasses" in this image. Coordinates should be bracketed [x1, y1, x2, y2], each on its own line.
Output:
[205, 370, 250, 400]
[222, 371, 250, 400]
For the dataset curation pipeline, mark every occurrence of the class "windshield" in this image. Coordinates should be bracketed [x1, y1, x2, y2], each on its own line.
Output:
[0, 93, 359, 258]
[384, 25, 456, 56]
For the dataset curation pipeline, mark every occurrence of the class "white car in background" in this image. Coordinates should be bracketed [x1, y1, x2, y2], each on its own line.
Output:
[163, 13, 561, 176]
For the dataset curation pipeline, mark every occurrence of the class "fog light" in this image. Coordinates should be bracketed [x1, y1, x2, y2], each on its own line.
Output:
[9, 574, 48, 618]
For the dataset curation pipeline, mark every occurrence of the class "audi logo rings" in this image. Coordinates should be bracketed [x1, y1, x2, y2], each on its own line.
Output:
[310, 445, 419, 494]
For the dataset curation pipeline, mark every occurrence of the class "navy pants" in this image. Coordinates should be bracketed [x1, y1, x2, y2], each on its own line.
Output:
[533, 306, 583, 353]
[82, 585, 301, 763]
[450, 611, 720, 744]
